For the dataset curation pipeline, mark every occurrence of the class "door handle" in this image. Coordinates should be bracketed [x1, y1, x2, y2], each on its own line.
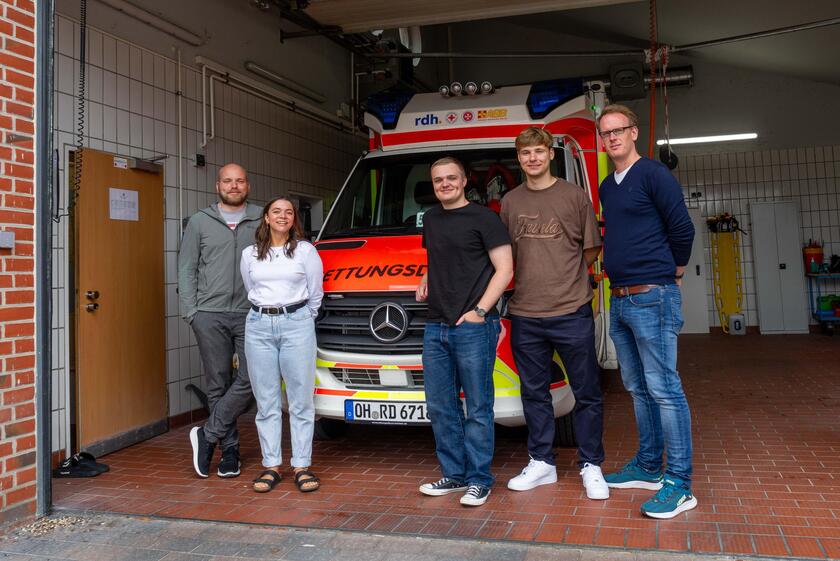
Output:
[85, 303, 99, 312]
[696, 265, 700, 276]
[85, 290, 100, 300]
[779, 263, 786, 270]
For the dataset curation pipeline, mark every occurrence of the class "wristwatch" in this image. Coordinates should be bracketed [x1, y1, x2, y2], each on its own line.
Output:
[473, 306, 487, 317]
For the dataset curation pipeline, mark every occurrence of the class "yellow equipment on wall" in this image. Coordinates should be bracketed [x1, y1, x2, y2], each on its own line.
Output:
[708, 213, 745, 333]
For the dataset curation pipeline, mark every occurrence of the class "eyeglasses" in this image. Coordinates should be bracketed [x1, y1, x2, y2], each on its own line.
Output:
[598, 126, 634, 139]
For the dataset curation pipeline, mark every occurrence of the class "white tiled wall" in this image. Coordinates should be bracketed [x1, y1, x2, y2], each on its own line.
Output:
[51, 15, 363, 453]
[676, 146, 840, 328]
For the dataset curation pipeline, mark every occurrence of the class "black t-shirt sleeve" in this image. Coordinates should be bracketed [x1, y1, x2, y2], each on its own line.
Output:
[477, 208, 512, 251]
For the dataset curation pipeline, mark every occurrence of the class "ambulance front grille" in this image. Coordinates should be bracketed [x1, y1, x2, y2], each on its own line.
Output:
[316, 293, 428, 354]
[328, 368, 424, 388]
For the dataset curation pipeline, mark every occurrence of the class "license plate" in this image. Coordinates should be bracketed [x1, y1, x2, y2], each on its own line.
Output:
[344, 400, 429, 424]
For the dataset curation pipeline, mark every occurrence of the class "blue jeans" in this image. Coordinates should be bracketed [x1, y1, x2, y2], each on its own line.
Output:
[609, 284, 693, 485]
[244, 307, 316, 468]
[422, 318, 500, 487]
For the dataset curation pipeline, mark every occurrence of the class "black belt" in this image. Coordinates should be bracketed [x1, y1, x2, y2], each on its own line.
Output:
[252, 301, 308, 315]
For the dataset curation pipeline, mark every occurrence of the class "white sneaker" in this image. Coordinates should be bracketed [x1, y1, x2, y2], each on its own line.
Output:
[507, 458, 557, 491]
[580, 463, 610, 500]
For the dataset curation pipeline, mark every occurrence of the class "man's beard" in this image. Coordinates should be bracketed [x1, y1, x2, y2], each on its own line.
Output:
[219, 191, 247, 206]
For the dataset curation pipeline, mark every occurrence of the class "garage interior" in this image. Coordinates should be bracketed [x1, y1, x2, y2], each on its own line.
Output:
[48, 0, 840, 558]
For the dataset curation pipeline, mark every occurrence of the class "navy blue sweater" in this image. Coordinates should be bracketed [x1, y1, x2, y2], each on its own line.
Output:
[599, 158, 694, 286]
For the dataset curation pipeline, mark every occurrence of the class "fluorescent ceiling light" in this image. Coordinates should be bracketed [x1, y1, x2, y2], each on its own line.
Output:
[657, 133, 757, 146]
[244, 61, 326, 105]
[95, 0, 203, 46]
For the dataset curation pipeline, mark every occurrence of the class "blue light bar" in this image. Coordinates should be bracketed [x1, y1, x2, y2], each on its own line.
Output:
[526, 78, 584, 119]
[366, 89, 415, 130]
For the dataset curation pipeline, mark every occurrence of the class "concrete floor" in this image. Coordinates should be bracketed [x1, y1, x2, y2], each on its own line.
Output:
[0, 512, 801, 561]
[51, 334, 840, 559]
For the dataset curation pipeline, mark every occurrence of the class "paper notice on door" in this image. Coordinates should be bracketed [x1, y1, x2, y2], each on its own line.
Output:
[109, 188, 139, 221]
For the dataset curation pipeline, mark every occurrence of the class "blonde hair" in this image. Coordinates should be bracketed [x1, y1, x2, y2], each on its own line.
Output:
[597, 104, 639, 129]
[430, 156, 466, 177]
[515, 127, 554, 151]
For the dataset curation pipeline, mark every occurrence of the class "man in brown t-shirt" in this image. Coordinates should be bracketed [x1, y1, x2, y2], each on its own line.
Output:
[500, 127, 608, 500]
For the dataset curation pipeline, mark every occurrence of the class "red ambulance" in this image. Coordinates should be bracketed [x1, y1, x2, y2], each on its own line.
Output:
[312, 78, 611, 444]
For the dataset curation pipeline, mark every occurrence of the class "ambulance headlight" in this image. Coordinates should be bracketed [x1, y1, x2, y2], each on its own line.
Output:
[480, 81, 494, 94]
[450, 82, 463, 96]
[465, 81, 478, 95]
[439, 85, 450, 97]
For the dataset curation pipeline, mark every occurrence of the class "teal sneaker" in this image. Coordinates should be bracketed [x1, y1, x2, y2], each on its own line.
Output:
[604, 460, 664, 490]
[640, 478, 698, 519]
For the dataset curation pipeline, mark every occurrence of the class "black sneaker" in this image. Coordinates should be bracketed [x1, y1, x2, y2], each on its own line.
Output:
[419, 477, 468, 496]
[217, 446, 241, 478]
[189, 426, 215, 478]
[460, 484, 491, 506]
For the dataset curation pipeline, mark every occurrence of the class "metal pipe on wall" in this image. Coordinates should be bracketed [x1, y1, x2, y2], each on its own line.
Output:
[224, 79, 346, 132]
[176, 48, 184, 237]
[369, 49, 639, 59]
[209, 74, 221, 142]
[194, 57, 356, 134]
[35, 0, 56, 516]
[672, 16, 840, 52]
[200, 70, 219, 149]
[366, 16, 840, 60]
[201, 64, 207, 148]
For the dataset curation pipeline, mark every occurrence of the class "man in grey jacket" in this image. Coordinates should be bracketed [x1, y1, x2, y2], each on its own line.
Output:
[179, 163, 262, 478]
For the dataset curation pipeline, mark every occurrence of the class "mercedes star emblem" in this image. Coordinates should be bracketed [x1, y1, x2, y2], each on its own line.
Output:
[369, 302, 409, 343]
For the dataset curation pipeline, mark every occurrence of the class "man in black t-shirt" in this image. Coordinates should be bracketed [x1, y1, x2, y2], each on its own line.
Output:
[416, 156, 513, 507]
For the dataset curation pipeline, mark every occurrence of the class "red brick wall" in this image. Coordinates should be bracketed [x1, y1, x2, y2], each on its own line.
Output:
[0, 0, 37, 525]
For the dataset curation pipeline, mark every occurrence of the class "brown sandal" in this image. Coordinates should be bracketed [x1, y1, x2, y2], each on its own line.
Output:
[252, 470, 282, 493]
[294, 469, 320, 493]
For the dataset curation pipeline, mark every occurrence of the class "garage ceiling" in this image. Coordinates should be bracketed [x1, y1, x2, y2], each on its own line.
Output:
[302, 0, 638, 33]
[299, 0, 839, 85]
[505, 0, 840, 85]
[58, 0, 840, 89]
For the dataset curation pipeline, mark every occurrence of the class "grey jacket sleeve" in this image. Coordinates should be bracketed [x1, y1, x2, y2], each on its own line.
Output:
[177, 217, 201, 323]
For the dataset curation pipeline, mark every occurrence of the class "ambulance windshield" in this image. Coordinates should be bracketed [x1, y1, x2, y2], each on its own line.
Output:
[320, 149, 563, 240]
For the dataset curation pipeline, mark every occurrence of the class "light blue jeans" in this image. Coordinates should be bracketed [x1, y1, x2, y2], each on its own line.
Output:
[609, 284, 693, 485]
[244, 307, 316, 468]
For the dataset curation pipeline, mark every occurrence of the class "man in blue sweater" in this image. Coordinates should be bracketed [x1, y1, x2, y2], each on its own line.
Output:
[598, 105, 697, 519]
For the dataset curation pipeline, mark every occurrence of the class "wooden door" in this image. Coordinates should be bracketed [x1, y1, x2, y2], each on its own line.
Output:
[76, 149, 167, 454]
[681, 207, 710, 333]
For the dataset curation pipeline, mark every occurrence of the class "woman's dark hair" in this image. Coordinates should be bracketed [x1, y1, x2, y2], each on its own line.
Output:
[255, 196, 305, 261]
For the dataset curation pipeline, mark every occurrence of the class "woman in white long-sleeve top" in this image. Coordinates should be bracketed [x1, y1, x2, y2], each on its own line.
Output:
[240, 196, 323, 493]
